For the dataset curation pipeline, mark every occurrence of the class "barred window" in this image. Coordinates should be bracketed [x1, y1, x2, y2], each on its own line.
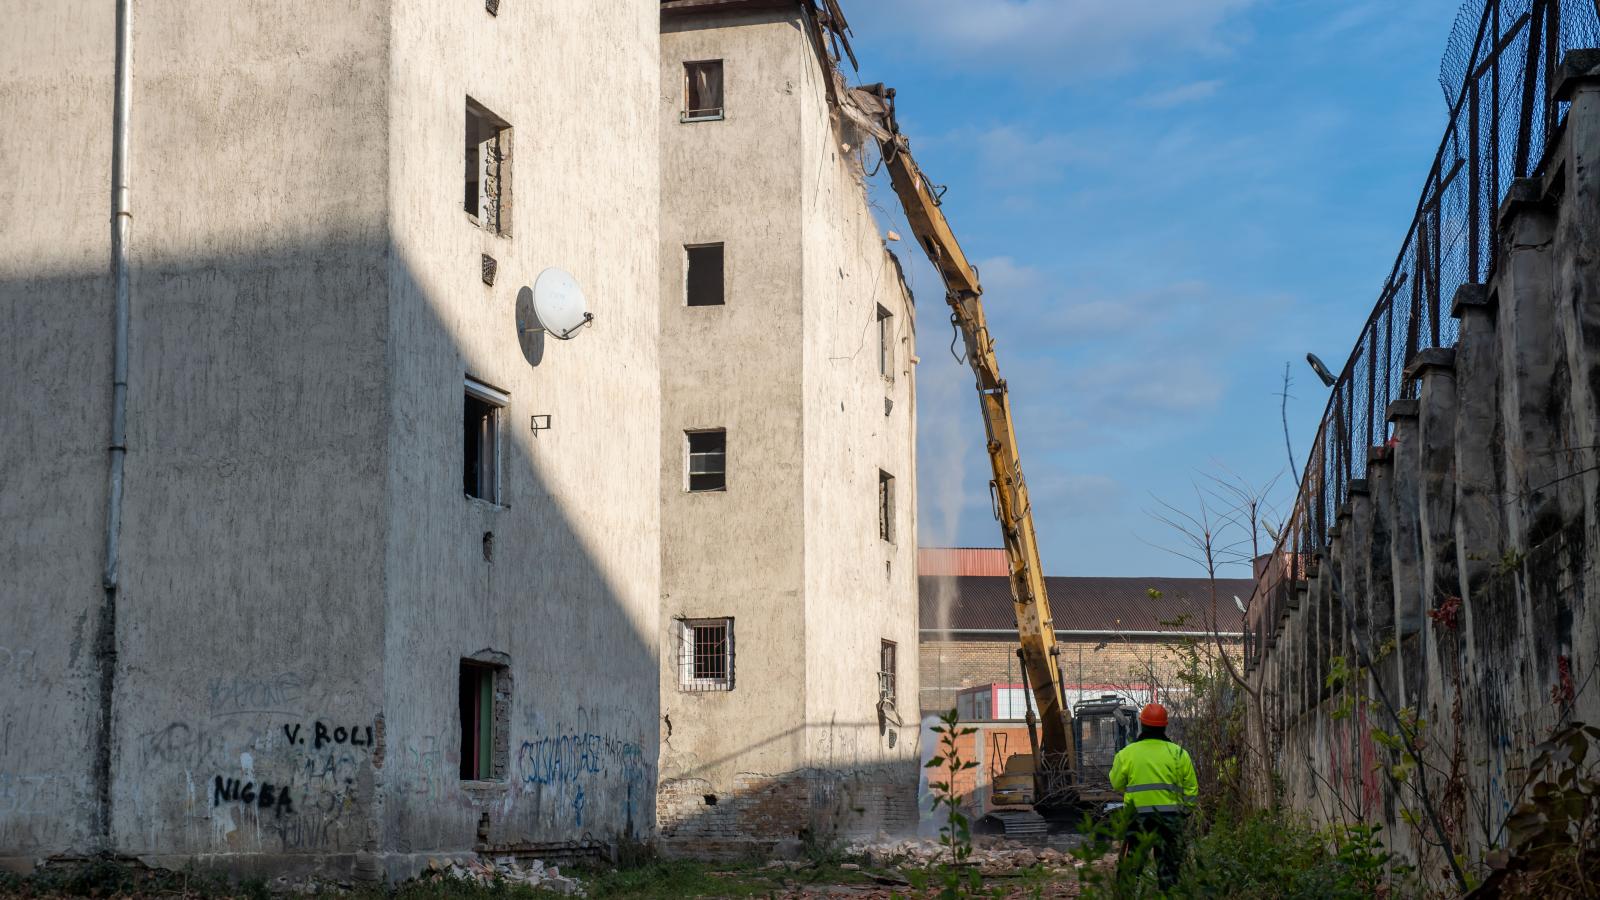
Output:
[878, 640, 897, 703]
[677, 618, 734, 692]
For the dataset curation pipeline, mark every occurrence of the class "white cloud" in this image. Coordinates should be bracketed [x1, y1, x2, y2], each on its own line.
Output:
[1135, 79, 1224, 109]
[850, 0, 1259, 80]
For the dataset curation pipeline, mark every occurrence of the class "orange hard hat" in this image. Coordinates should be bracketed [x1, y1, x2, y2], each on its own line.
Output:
[1139, 703, 1169, 727]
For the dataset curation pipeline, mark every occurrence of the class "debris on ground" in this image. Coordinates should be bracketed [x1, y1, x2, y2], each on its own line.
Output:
[423, 855, 585, 895]
[841, 834, 1085, 877]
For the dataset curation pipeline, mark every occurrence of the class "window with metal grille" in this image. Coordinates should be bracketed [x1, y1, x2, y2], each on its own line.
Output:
[686, 429, 726, 492]
[878, 470, 895, 542]
[686, 243, 725, 306]
[877, 304, 893, 380]
[465, 99, 511, 234]
[458, 660, 508, 780]
[879, 640, 897, 703]
[464, 377, 508, 504]
[677, 618, 734, 691]
[683, 60, 724, 121]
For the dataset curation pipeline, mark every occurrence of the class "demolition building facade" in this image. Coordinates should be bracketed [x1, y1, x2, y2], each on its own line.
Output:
[1, 0, 911, 880]
[655, 2, 921, 857]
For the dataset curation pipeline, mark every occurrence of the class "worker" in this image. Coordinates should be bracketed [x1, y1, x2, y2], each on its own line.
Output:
[1108, 702, 1198, 892]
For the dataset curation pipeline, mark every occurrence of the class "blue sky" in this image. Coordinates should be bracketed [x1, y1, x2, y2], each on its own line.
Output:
[841, 0, 1468, 578]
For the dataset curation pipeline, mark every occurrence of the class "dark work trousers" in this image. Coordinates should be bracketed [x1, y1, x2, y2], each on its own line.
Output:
[1117, 811, 1185, 892]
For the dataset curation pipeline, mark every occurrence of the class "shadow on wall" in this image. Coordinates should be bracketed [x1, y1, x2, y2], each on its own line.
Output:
[0, 238, 658, 876]
[656, 718, 921, 858]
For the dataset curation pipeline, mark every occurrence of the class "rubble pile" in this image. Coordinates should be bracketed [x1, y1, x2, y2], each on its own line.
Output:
[841, 835, 1083, 877]
[424, 855, 585, 895]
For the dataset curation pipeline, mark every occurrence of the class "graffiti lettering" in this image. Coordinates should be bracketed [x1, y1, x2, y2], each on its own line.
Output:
[311, 721, 373, 750]
[515, 715, 651, 831]
[0, 648, 39, 685]
[205, 672, 313, 716]
[0, 773, 65, 814]
[212, 776, 293, 817]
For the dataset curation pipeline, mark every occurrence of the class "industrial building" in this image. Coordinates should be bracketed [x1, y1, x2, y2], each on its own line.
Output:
[917, 549, 1248, 721]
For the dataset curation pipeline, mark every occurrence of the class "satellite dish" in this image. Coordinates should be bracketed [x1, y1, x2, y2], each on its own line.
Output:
[522, 267, 594, 341]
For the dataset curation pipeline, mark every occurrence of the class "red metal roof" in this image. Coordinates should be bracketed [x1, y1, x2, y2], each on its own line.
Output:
[917, 547, 1010, 577]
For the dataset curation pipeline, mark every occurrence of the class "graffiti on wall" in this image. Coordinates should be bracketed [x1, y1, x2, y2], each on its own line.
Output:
[0, 647, 39, 686]
[517, 706, 652, 832]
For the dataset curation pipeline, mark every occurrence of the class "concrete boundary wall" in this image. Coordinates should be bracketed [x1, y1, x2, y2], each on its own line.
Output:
[1250, 64, 1600, 880]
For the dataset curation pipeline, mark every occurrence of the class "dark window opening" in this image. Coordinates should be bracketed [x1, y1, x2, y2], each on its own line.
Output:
[686, 244, 725, 307]
[464, 379, 506, 503]
[684, 60, 724, 120]
[465, 99, 511, 233]
[877, 305, 893, 379]
[459, 662, 497, 780]
[687, 429, 726, 492]
[878, 470, 895, 542]
[879, 640, 898, 703]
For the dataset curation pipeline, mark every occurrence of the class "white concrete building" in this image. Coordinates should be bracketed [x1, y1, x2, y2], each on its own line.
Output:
[1, 0, 660, 879]
[656, 1, 921, 855]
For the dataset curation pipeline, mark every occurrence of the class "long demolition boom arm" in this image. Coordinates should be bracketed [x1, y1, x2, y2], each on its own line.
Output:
[875, 111, 1076, 773]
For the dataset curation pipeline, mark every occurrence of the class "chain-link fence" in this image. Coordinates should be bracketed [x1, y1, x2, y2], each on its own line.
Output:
[1244, 0, 1600, 668]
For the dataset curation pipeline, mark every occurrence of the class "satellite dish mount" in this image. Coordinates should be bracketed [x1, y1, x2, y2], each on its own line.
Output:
[519, 267, 594, 341]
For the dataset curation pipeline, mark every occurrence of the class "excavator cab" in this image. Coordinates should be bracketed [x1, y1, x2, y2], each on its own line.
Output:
[1071, 695, 1139, 807]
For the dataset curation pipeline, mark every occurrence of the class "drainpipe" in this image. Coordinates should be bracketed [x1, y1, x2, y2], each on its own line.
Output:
[97, 0, 133, 848]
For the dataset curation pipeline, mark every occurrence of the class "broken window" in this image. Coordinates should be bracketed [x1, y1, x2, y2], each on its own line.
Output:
[458, 660, 507, 780]
[686, 429, 726, 492]
[683, 60, 724, 121]
[465, 99, 511, 234]
[464, 378, 508, 504]
[677, 618, 734, 691]
[878, 470, 895, 542]
[877, 305, 893, 380]
[686, 244, 725, 307]
[879, 640, 897, 703]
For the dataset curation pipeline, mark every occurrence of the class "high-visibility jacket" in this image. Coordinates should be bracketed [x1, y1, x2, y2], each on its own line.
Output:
[1109, 737, 1198, 814]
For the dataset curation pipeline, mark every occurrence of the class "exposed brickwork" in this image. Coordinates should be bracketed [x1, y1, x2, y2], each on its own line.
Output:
[919, 639, 1241, 717]
[657, 767, 916, 858]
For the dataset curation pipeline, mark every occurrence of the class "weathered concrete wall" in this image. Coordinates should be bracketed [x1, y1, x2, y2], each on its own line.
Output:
[0, 0, 118, 861]
[1251, 67, 1600, 879]
[795, 17, 921, 845]
[656, 7, 919, 855]
[1, 0, 660, 879]
[379, 0, 661, 876]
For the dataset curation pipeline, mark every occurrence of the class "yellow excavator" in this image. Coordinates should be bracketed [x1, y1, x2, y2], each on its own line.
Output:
[845, 82, 1139, 834]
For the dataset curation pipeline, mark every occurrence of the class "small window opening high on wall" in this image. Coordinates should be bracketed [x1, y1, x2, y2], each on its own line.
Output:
[464, 378, 508, 504]
[686, 243, 725, 306]
[683, 60, 724, 121]
[458, 660, 507, 780]
[677, 618, 734, 691]
[465, 99, 512, 234]
[879, 640, 897, 704]
[877, 305, 893, 380]
[878, 470, 895, 543]
[686, 429, 726, 492]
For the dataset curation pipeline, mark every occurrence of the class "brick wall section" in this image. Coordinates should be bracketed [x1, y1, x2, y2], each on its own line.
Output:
[658, 766, 916, 858]
[919, 638, 1242, 716]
